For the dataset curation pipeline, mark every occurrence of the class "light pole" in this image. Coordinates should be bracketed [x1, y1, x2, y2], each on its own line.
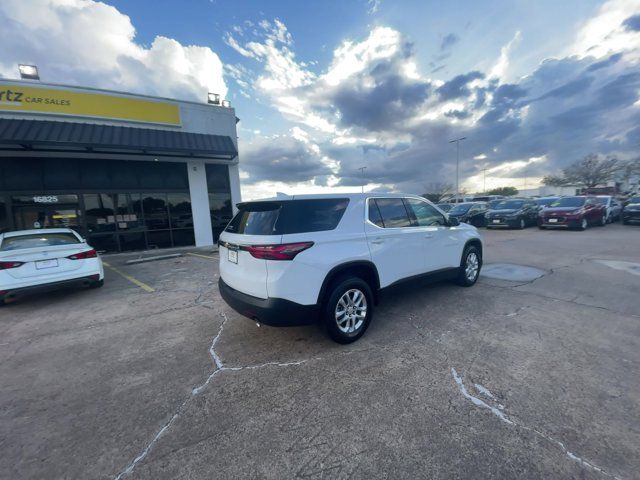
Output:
[449, 137, 466, 201]
[358, 166, 367, 193]
[482, 168, 487, 193]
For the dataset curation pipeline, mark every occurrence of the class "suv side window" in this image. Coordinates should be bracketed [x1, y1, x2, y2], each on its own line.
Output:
[372, 198, 412, 228]
[404, 198, 446, 226]
[367, 199, 385, 227]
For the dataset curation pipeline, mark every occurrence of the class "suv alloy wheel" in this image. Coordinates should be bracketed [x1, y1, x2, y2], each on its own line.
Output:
[456, 245, 481, 286]
[324, 276, 374, 344]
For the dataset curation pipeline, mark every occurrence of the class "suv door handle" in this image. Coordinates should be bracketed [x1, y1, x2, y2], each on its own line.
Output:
[371, 238, 385, 245]
[424, 234, 433, 238]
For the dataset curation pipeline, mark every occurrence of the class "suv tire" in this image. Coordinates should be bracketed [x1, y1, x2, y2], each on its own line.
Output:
[324, 276, 374, 344]
[456, 245, 482, 287]
[89, 279, 104, 289]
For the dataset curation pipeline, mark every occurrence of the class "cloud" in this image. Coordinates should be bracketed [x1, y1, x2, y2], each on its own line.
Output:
[489, 31, 521, 80]
[622, 13, 640, 31]
[569, 0, 640, 59]
[227, 11, 640, 194]
[0, 0, 227, 101]
[440, 33, 459, 51]
[240, 128, 333, 183]
[367, 0, 381, 15]
[437, 71, 485, 101]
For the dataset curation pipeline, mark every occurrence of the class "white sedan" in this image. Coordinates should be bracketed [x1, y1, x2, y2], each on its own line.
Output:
[0, 228, 104, 304]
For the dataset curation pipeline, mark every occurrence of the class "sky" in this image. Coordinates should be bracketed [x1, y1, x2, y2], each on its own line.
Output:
[1, 0, 639, 199]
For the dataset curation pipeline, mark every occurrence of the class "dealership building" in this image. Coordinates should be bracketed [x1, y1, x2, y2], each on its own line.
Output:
[0, 77, 241, 252]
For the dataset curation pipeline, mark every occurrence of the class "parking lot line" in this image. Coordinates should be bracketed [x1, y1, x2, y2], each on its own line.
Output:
[187, 252, 217, 260]
[102, 261, 155, 293]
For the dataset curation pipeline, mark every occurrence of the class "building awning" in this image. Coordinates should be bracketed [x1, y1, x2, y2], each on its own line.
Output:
[0, 118, 237, 160]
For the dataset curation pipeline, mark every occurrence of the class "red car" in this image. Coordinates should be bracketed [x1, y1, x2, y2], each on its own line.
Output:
[538, 196, 607, 230]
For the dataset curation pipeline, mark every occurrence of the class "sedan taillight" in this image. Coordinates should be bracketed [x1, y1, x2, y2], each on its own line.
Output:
[242, 242, 314, 260]
[67, 249, 98, 260]
[0, 261, 24, 270]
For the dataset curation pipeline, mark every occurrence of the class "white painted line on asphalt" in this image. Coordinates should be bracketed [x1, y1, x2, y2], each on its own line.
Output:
[451, 368, 622, 480]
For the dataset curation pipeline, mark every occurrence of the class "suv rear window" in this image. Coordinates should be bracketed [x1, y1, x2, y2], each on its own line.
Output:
[225, 199, 349, 235]
[0, 232, 80, 251]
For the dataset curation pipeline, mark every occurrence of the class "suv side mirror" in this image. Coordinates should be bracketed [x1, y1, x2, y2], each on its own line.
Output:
[447, 216, 460, 227]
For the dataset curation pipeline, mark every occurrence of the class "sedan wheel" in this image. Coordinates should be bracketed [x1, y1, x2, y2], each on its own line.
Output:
[580, 218, 588, 230]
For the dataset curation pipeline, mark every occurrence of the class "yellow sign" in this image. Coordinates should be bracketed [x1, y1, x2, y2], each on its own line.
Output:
[0, 83, 181, 125]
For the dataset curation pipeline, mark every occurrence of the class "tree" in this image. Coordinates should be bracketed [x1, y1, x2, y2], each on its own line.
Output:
[422, 182, 453, 203]
[619, 157, 640, 184]
[486, 186, 519, 196]
[543, 154, 619, 188]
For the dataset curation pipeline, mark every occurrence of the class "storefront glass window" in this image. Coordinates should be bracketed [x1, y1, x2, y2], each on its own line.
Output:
[0, 197, 7, 234]
[84, 194, 119, 252]
[142, 193, 170, 230]
[115, 193, 146, 251]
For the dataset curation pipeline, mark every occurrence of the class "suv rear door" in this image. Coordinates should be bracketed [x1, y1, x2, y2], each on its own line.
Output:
[219, 202, 281, 299]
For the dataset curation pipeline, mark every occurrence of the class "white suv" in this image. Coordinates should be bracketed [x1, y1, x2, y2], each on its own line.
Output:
[218, 193, 483, 343]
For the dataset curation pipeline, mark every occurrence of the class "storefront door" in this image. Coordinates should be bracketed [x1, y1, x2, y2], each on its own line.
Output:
[13, 204, 82, 232]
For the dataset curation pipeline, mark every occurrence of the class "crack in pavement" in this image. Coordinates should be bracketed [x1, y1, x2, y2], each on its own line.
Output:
[451, 368, 623, 480]
[113, 312, 313, 479]
[478, 282, 639, 319]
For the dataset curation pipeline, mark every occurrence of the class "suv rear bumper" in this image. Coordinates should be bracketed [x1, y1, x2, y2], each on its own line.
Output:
[218, 278, 318, 327]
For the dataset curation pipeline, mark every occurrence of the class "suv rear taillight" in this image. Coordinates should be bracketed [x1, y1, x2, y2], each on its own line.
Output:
[0, 261, 24, 270]
[67, 249, 98, 260]
[242, 242, 314, 261]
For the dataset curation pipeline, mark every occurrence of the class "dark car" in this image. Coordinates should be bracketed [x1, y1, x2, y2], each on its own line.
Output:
[487, 199, 503, 210]
[538, 196, 607, 230]
[448, 202, 488, 227]
[485, 198, 539, 229]
[622, 195, 640, 225]
[436, 202, 454, 213]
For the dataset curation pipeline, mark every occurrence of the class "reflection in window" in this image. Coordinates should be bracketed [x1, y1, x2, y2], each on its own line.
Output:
[85, 194, 118, 252]
[374, 198, 412, 228]
[209, 193, 232, 241]
[0, 197, 7, 233]
[85, 194, 116, 233]
[142, 193, 170, 230]
[168, 193, 193, 229]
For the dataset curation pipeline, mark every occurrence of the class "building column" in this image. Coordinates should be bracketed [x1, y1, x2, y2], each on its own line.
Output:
[228, 163, 242, 213]
[187, 160, 214, 247]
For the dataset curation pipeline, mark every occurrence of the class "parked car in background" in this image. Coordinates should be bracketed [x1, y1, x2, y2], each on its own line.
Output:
[0, 228, 104, 305]
[441, 195, 474, 204]
[485, 198, 539, 229]
[435, 202, 454, 212]
[447, 202, 489, 227]
[472, 195, 504, 202]
[218, 193, 483, 343]
[593, 196, 622, 223]
[622, 196, 640, 225]
[487, 199, 504, 210]
[538, 196, 607, 230]
[534, 196, 560, 211]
